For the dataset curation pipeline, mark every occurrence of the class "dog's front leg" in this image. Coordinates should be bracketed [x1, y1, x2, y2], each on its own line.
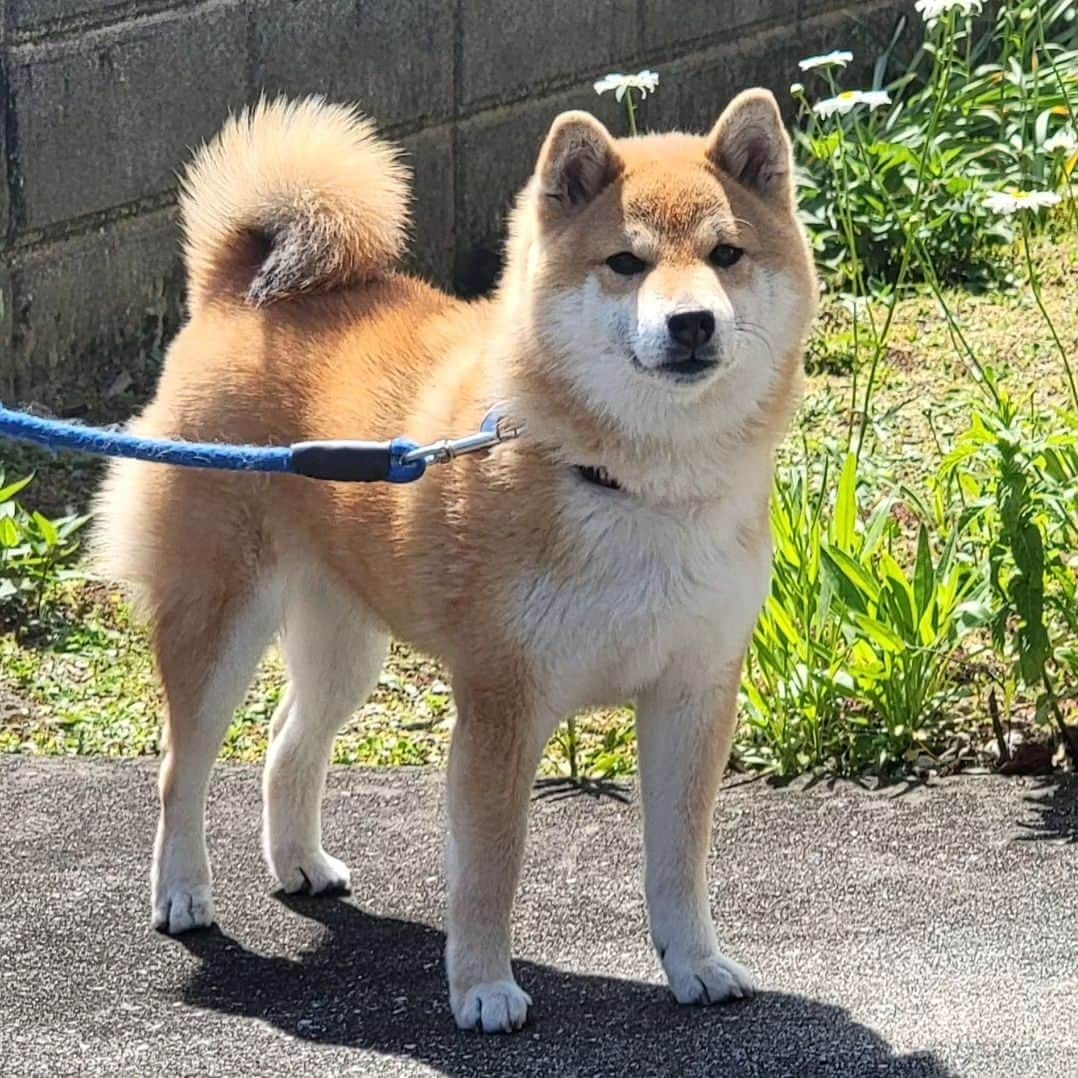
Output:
[635, 657, 757, 1005]
[444, 680, 556, 1033]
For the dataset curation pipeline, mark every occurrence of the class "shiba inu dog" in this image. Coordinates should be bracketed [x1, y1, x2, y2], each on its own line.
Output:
[93, 90, 817, 1032]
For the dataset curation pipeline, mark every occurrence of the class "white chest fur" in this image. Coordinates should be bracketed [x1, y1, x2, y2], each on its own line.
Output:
[506, 471, 772, 714]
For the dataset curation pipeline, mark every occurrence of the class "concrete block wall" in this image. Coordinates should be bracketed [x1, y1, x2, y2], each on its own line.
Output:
[0, 0, 916, 413]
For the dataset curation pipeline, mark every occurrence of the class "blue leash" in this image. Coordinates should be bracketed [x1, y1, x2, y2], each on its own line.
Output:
[0, 402, 519, 484]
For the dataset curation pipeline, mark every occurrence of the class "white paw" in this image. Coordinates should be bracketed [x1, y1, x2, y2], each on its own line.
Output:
[452, 979, 532, 1033]
[272, 849, 351, 895]
[664, 950, 757, 1005]
[152, 883, 216, 935]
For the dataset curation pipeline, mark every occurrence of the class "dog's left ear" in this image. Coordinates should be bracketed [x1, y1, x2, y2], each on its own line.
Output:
[706, 89, 792, 203]
[536, 111, 623, 217]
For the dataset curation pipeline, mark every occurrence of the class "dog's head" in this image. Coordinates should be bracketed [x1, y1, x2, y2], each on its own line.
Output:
[505, 89, 817, 446]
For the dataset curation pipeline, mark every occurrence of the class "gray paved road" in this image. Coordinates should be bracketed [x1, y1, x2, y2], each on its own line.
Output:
[0, 757, 1074, 1076]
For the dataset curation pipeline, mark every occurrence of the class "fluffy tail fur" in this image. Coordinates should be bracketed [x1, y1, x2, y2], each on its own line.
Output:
[180, 96, 411, 311]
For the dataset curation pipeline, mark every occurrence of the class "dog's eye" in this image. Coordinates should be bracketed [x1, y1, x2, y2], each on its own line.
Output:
[605, 252, 648, 276]
[710, 244, 743, 268]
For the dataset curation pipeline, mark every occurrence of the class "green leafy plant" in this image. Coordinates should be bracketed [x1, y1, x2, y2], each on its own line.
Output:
[940, 391, 1078, 763]
[741, 452, 988, 775]
[546, 713, 636, 782]
[0, 471, 88, 615]
[795, 0, 1077, 293]
[740, 455, 853, 775]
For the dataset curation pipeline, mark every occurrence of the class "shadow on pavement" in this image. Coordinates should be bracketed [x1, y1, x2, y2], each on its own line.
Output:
[1017, 775, 1078, 844]
[177, 896, 953, 1077]
[532, 775, 632, 804]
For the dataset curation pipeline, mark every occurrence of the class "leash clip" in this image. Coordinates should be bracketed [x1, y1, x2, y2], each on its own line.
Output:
[399, 407, 523, 468]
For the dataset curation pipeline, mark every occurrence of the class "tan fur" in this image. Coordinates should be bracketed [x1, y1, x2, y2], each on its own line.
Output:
[92, 91, 817, 1032]
[180, 96, 410, 310]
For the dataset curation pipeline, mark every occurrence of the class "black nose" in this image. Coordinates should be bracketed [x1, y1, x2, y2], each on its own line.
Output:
[667, 310, 715, 352]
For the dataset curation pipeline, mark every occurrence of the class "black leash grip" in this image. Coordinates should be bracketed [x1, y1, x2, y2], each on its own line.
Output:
[290, 440, 393, 482]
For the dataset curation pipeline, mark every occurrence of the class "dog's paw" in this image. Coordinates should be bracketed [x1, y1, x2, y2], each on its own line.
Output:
[664, 950, 757, 1005]
[452, 979, 532, 1034]
[152, 883, 215, 935]
[272, 849, 351, 895]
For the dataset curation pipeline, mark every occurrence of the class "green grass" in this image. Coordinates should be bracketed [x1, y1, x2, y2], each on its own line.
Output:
[0, 583, 633, 775]
[2, 233, 1077, 777]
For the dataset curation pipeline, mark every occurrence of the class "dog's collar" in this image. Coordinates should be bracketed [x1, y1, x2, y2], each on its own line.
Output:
[483, 405, 619, 492]
[575, 464, 622, 491]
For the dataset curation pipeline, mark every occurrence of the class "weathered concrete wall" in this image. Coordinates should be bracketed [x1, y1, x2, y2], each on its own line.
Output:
[0, 0, 916, 413]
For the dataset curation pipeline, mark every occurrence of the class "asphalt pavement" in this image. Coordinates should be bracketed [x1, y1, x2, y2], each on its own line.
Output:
[0, 756, 1074, 1076]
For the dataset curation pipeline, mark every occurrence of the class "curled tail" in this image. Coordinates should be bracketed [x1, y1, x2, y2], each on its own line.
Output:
[180, 96, 411, 311]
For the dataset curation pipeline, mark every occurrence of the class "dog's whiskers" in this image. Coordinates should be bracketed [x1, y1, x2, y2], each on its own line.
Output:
[734, 321, 774, 362]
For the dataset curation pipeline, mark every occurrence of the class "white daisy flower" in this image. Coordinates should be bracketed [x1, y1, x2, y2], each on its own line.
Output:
[790, 82, 806, 96]
[860, 90, 892, 110]
[798, 50, 854, 72]
[914, 0, 983, 24]
[593, 70, 660, 102]
[1044, 128, 1078, 155]
[984, 188, 1063, 215]
[813, 89, 892, 118]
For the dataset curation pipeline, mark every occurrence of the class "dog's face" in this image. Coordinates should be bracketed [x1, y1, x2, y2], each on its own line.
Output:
[509, 90, 817, 441]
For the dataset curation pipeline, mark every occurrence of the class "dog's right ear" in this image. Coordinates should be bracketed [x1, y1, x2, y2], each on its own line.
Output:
[536, 112, 623, 217]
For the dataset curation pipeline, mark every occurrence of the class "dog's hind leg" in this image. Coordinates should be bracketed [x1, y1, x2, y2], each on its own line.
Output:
[262, 572, 388, 894]
[151, 583, 278, 934]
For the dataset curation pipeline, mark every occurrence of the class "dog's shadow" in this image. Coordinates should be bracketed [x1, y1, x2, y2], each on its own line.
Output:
[177, 896, 953, 1077]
